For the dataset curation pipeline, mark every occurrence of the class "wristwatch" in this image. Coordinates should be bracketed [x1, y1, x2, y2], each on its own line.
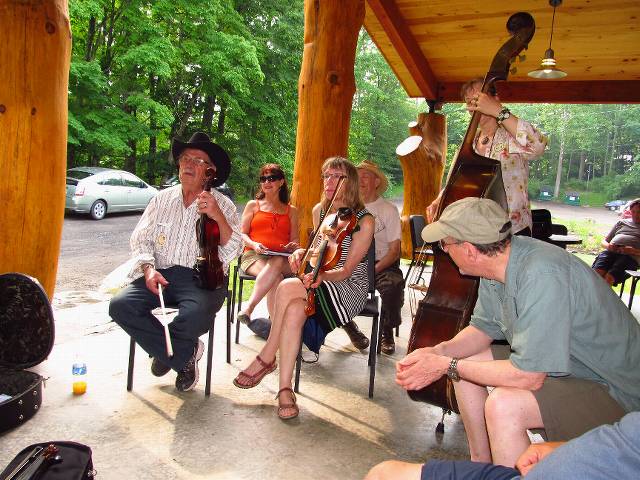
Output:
[496, 108, 511, 125]
[447, 358, 460, 382]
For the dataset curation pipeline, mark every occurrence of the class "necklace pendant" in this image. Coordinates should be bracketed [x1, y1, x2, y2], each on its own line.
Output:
[481, 136, 490, 145]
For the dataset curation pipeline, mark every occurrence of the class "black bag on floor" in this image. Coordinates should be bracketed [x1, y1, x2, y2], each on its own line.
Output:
[0, 441, 95, 479]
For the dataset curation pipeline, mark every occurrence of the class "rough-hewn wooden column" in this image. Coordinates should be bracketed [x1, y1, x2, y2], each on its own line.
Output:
[291, 0, 365, 243]
[396, 112, 446, 258]
[0, 1, 71, 297]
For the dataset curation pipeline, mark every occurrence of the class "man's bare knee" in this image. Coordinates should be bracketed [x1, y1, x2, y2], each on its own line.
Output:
[364, 460, 422, 480]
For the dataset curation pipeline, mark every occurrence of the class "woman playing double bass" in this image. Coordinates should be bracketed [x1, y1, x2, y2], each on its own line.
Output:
[233, 157, 374, 420]
[427, 78, 547, 235]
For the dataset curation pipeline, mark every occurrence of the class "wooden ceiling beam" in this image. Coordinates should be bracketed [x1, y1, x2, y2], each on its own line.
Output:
[366, 0, 439, 100]
[438, 80, 640, 104]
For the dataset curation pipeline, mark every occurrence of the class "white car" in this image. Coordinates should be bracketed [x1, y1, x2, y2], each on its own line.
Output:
[65, 167, 158, 220]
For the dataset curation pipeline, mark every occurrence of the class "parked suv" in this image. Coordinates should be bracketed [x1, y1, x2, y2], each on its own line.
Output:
[66, 167, 158, 220]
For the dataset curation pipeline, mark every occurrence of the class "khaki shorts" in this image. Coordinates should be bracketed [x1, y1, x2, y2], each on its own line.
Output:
[239, 250, 294, 278]
[239, 249, 269, 273]
[491, 344, 626, 441]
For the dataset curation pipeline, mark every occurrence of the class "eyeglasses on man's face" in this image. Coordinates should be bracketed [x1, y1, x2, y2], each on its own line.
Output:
[321, 173, 346, 182]
[259, 174, 283, 183]
[439, 239, 463, 251]
[180, 155, 213, 168]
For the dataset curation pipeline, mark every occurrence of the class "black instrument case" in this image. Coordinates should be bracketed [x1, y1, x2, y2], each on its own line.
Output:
[0, 273, 55, 433]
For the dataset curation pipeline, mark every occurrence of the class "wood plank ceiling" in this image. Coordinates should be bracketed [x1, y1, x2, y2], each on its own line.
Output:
[364, 0, 640, 103]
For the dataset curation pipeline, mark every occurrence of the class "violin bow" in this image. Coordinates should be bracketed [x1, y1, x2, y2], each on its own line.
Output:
[157, 283, 174, 358]
[299, 175, 347, 273]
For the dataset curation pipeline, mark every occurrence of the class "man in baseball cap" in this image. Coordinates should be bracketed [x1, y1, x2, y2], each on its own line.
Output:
[395, 197, 640, 469]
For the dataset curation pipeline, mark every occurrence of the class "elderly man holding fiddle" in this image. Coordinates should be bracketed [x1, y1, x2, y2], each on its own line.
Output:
[109, 132, 242, 392]
[233, 156, 374, 420]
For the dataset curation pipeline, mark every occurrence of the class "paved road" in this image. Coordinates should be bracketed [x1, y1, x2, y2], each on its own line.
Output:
[56, 200, 619, 294]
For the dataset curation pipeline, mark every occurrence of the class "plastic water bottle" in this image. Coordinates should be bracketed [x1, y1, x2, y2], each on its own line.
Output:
[72, 359, 87, 395]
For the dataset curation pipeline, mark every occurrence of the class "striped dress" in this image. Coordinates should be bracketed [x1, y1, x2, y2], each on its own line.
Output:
[312, 208, 371, 334]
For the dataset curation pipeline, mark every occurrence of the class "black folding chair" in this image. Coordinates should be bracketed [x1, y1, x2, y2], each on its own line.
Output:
[294, 241, 380, 398]
[126, 289, 232, 396]
[405, 214, 433, 281]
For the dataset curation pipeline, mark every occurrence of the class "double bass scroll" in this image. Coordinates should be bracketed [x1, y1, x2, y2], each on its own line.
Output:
[406, 12, 535, 414]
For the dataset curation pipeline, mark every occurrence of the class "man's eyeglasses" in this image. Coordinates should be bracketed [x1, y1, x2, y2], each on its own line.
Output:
[439, 239, 463, 251]
[180, 155, 212, 168]
[259, 174, 283, 183]
[321, 173, 346, 182]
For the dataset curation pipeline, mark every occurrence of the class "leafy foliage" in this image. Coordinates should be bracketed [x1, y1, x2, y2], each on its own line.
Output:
[67, 2, 640, 205]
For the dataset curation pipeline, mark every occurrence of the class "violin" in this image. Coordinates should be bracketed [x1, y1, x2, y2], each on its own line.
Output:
[297, 177, 357, 315]
[193, 168, 224, 290]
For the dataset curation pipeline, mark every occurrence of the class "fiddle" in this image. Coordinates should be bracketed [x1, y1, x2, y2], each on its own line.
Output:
[193, 168, 224, 290]
[297, 176, 357, 315]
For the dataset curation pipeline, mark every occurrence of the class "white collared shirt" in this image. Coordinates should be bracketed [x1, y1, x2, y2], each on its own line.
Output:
[128, 185, 242, 280]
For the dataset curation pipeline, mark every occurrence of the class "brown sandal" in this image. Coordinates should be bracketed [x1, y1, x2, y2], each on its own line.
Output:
[233, 355, 277, 389]
[275, 387, 299, 420]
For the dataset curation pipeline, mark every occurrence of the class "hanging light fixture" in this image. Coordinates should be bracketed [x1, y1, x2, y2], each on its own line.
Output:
[528, 0, 567, 79]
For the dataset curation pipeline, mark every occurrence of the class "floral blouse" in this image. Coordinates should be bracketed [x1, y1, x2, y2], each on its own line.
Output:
[474, 119, 547, 233]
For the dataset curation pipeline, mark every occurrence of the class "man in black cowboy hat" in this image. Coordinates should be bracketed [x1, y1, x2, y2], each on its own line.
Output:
[110, 132, 242, 392]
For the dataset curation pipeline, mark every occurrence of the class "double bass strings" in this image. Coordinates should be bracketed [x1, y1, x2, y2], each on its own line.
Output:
[407, 247, 431, 319]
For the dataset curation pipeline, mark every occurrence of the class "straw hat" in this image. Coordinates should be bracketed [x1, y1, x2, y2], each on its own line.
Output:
[356, 160, 389, 196]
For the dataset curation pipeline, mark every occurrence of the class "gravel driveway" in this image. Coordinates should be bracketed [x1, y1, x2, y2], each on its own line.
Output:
[55, 200, 618, 296]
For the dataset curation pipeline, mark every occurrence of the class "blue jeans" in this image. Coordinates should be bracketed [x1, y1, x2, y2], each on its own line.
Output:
[109, 265, 227, 371]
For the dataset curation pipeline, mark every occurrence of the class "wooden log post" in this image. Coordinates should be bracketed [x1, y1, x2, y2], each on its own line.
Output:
[0, 1, 71, 298]
[397, 112, 447, 259]
[290, 0, 365, 244]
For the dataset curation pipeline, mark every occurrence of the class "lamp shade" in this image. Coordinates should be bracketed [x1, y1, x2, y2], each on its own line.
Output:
[528, 48, 567, 79]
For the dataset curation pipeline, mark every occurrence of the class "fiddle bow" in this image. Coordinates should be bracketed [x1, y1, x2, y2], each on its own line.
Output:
[297, 176, 356, 316]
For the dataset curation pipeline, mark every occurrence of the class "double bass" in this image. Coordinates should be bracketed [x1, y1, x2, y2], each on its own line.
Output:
[406, 12, 535, 422]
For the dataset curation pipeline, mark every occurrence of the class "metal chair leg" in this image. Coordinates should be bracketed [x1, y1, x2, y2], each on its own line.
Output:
[369, 313, 379, 398]
[127, 338, 136, 391]
[205, 317, 215, 396]
[294, 342, 302, 393]
[226, 289, 232, 364]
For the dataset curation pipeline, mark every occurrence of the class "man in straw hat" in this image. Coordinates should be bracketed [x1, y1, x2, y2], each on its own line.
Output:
[110, 132, 242, 392]
[356, 160, 405, 354]
[395, 197, 640, 467]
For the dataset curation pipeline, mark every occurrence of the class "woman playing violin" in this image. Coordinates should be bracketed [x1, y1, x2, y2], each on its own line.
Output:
[233, 157, 374, 420]
[237, 164, 299, 325]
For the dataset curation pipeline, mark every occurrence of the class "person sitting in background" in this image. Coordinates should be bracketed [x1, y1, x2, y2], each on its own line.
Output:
[357, 160, 404, 354]
[364, 412, 640, 480]
[426, 77, 546, 235]
[109, 132, 242, 392]
[592, 198, 640, 285]
[237, 164, 299, 326]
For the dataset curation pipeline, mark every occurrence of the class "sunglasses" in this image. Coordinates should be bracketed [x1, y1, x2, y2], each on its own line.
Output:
[259, 174, 283, 183]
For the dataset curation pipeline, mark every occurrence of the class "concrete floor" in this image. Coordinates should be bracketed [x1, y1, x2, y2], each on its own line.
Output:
[0, 274, 470, 479]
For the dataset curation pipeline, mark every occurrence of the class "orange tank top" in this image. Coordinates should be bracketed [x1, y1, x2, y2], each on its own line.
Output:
[246, 202, 292, 252]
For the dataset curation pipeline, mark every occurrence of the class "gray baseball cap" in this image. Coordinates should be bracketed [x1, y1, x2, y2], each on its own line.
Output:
[421, 197, 511, 244]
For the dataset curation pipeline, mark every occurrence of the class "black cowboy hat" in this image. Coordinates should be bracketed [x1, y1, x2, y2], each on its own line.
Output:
[171, 132, 231, 188]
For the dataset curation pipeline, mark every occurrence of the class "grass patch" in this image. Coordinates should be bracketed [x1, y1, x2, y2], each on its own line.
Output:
[551, 217, 603, 254]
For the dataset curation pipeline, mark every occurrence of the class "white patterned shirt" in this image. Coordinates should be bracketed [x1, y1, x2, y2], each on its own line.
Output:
[474, 118, 547, 233]
[128, 185, 242, 280]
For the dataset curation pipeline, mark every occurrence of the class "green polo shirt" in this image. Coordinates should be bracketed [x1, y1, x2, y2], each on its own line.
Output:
[470, 236, 640, 412]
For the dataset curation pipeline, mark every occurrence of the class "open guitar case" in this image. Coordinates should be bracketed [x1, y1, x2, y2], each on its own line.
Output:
[0, 272, 55, 433]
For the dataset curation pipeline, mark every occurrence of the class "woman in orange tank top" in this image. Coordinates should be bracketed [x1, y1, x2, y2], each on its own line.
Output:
[238, 164, 299, 324]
